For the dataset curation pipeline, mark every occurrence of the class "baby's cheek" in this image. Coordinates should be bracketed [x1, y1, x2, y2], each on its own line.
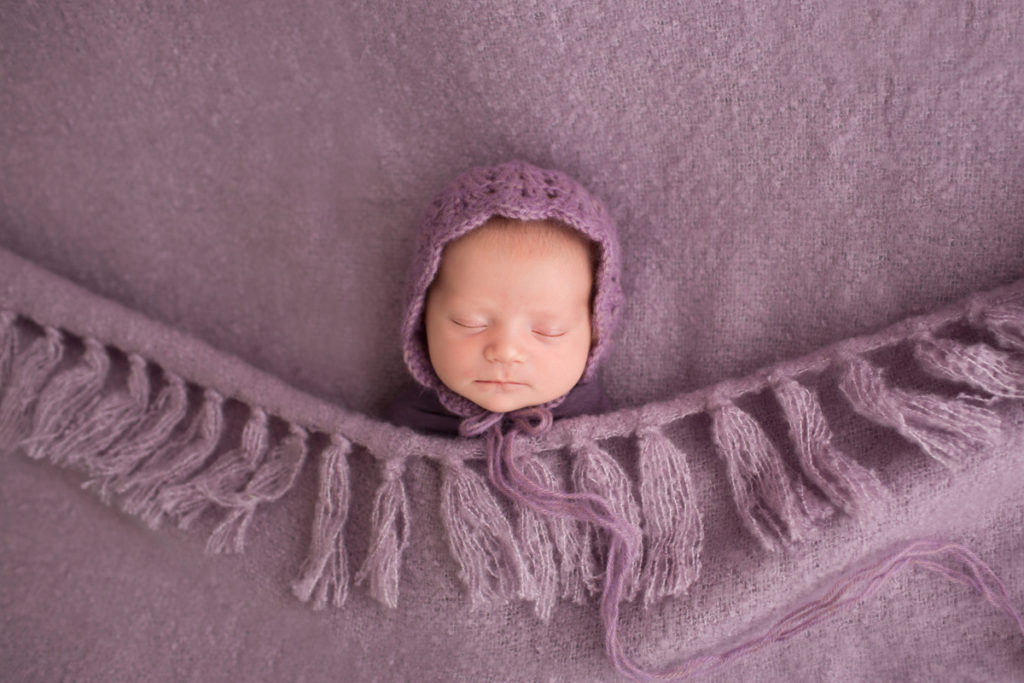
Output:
[428, 331, 459, 380]
[571, 333, 593, 366]
[448, 338, 479, 375]
[549, 341, 588, 386]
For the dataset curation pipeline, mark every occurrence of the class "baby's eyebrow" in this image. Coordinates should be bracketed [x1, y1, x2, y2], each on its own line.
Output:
[531, 313, 567, 324]
[437, 290, 492, 308]
[446, 296, 496, 310]
[532, 305, 588, 320]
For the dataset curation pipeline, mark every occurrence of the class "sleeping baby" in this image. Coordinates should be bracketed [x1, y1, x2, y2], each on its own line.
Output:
[388, 159, 621, 431]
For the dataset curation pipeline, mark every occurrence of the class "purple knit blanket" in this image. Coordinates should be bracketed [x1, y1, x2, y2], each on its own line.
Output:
[3, 2, 1024, 681]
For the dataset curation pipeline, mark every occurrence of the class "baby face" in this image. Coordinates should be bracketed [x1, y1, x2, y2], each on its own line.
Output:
[425, 220, 594, 413]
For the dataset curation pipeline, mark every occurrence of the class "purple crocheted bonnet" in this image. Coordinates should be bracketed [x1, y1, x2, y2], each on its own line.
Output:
[400, 160, 624, 416]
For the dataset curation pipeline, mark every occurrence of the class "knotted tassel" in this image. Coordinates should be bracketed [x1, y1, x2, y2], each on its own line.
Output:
[47, 353, 150, 468]
[439, 456, 530, 609]
[636, 425, 703, 606]
[974, 300, 1024, 352]
[21, 339, 109, 461]
[160, 407, 270, 528]
[710, 400, 822, 550]
[839, 357, 1001, 468]
[206, 423, 309, 554]
[0, 326, 64, 447]
[516, 451, 586, 615]
[85, 374, 189, 502]
[292, 434, 353, 609]
[915, 336, 1024, 399]
[120, 389, 226, 528]
[773, 377, 885, 514]
[571, 438, 643, 600]
[0, 311, 18, 391]
[355, 458, 411, 609]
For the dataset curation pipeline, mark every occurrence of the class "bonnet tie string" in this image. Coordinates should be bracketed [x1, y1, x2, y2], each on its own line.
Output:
[461, 408, 643, 679]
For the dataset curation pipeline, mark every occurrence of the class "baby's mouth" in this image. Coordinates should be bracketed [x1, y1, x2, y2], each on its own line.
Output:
[475, 380, 527, 388]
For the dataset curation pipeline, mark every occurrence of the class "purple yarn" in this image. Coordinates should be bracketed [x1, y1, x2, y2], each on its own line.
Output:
[630, 540, 1024, 681]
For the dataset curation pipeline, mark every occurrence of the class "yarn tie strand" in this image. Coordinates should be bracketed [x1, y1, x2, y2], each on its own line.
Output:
[644, 539, 1024, 681]
[458, 410, 505, 438]
[461, 406, 644, 679]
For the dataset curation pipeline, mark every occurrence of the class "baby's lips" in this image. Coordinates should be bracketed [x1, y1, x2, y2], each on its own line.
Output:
[474, 380, 529, 391]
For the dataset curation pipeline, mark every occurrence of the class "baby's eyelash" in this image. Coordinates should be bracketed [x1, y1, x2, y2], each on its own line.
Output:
[533, 330, 567, 338]
[452, 319, 486, 329]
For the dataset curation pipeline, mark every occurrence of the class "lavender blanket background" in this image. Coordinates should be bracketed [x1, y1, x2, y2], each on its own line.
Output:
[2, 2, 1024, 681]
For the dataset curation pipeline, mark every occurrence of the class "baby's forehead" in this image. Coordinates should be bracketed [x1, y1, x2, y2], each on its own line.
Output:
[429, 218, 595, 302]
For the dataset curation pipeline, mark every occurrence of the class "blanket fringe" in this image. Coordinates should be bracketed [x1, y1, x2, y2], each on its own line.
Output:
[119, 389, 226, 528]
[915, 336, 1024, 399]
[354, 458, 410, 609]
[439, 457, 530, 609]
[0, 326, 63, 446]
[0, 311, 17, 386]
[975, 300, 1024, 352]
[22, 338, 109, 461]
[636, 426, 703, 606]
[84, 373, 189, 502]
[292, 434, 353, 609]
[710, 400, 824, 550]
[772, 377, 885, 514]
[514, 451, 575, 619]
[204, 422, 309, 555]
[160, 407, 270, 528]
[45, 353, 150, 468]
[570, 438, 643, 601]
[839, 357, 1000, 468]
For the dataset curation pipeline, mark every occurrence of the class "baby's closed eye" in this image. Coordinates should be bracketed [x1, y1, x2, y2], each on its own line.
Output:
[451, 318, 487, 329]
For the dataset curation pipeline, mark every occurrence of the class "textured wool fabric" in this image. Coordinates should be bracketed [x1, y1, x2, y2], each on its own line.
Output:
[3, 2, 1024, 682]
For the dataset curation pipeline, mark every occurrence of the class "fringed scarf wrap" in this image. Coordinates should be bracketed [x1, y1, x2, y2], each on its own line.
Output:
[4, 244, 1024, 679]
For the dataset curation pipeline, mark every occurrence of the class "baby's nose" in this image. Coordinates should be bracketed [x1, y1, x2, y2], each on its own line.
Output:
[484, 331, 525, 363]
